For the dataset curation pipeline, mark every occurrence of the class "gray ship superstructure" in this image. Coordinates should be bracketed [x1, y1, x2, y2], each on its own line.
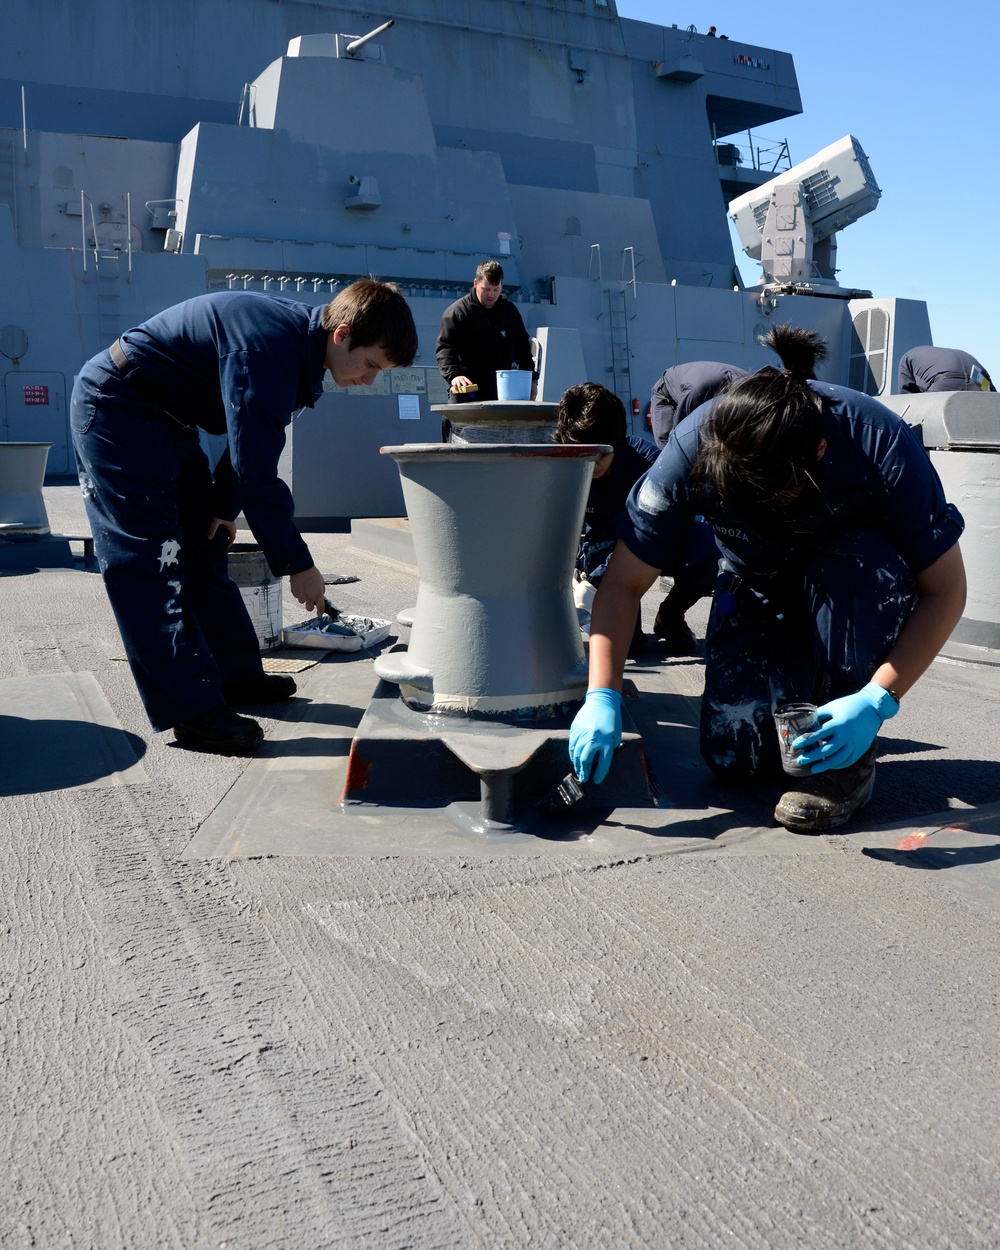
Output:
[0, 0, 934, 518]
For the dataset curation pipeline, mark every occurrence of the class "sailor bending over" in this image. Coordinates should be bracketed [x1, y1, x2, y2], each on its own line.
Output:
[569, 325, 966, 832]
[71, 281, 416, 755]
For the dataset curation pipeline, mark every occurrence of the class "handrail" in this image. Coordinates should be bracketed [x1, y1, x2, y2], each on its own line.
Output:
[621, 246, 637, 312]
[126, 191, 133, 282]
[237, 82, 256, 126]
[588, 243, 601, 282]
[80, 190, 100, 276]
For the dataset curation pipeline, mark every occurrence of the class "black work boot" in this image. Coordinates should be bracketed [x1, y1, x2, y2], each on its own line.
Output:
[652, 599, 698, 655]
[173, 705, 264, 755]
[220, 674, 297, 704]
[773, 743, 878, 833]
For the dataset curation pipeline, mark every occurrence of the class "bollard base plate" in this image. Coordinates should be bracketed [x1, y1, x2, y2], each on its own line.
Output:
[340, 679, 654, 832]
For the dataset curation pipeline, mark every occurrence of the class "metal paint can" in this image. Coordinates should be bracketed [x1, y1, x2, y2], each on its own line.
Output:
[227, 543, 282, 652]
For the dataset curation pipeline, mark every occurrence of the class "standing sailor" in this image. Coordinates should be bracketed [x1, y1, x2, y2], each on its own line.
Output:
[436, 260, 536, 401]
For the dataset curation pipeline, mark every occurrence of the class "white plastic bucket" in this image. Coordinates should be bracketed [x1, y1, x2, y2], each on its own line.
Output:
[228, 544, 282, 651]
[496, 370, 532, 401]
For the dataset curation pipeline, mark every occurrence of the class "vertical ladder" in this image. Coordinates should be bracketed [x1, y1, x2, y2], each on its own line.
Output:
[95, 253, 122, 348]
[0, 142, 16, 229]
[606, 284, 632, 406]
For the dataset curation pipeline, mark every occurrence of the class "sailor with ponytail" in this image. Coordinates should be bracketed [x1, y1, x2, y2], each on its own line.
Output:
[569, 323, 967, 832]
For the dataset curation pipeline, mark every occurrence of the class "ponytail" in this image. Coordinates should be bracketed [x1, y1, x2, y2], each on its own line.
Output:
[692, 323, 827, 514]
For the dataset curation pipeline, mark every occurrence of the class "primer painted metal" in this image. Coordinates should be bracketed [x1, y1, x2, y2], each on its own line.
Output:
[881, 392, 1000, 665]
[374, 442, 608, 716]
[0, 0, 935, 522]
[0, 442, 52, 532]
[339, 676, 653, 831]
[434, 400, 559, 446]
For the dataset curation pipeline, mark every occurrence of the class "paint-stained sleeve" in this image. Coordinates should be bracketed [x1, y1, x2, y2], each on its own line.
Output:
[618, 427, 700, 575]
[221, 349, 314, 577]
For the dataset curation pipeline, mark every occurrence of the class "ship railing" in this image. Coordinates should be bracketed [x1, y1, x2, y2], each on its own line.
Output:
[713, 130, 791, 175]
[79, 190, 134, 283]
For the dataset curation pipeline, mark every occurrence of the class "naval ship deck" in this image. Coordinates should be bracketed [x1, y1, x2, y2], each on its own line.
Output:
[3, 485, 1000, 1247]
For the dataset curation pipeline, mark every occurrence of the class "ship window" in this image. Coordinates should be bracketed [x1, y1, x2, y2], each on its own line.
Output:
[849, 307, 889, 396]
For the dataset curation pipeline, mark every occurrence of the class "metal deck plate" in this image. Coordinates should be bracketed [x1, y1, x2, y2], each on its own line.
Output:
[0, 671, 147, 794]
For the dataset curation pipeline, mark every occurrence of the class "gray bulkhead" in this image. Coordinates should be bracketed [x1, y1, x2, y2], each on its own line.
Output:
[0, 0, 927, 517]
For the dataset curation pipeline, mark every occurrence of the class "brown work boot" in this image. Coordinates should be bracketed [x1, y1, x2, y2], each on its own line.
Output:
[774, 743, 878, 833]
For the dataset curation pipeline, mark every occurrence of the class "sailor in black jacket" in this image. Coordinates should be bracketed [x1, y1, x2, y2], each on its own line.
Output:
[436, 260, 535, 401]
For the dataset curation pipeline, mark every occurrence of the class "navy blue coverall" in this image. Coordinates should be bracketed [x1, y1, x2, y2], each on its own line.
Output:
[622, 384, 965, 779]
[70, 292, 329, 731]
[897, 346, 994, 393]
[578, 435, 718, 648]
[649, 362, 749, 449]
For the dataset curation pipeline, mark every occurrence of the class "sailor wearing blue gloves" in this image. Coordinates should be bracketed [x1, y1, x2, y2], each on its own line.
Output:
[568, 324, 967, 832]
[793, 681, 899, 772]
[569, 688, 622, 783]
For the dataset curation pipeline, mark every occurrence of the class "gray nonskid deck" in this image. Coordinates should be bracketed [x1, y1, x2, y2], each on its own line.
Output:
[4, 486, 1000, 1249]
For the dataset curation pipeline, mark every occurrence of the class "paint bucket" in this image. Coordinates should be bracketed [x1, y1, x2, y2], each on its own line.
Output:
[495, 370, 532, 401]
[227, 543, 282, 651]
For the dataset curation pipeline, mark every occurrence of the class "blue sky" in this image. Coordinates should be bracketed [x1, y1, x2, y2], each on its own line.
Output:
[617, 1, 998, 373]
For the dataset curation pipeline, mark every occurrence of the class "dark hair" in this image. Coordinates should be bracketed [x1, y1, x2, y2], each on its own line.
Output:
[321, 278, 417, 366]
[554, 382, 627, 448]
[693, 324, 827, 512]
[475, 260, 504, 286]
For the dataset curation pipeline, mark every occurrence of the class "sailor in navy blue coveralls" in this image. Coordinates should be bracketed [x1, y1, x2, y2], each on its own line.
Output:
[579, 434, 718, 653]
[649, 361, 748, 449]
[622, 384, 965, 778]
[70, 290, 393, 733]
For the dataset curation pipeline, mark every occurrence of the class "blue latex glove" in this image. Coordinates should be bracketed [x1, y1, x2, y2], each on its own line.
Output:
[569, 688, 623, 784]
[793, 680, 899, 774]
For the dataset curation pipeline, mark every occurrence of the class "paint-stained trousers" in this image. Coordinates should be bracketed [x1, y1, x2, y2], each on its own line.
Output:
[70, 358, 264, 731]
[700, 531, 917, 780]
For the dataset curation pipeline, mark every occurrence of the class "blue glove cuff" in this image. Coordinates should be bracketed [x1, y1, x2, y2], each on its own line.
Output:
[861, 680, 899, 721]
[585, 688, 622, 711]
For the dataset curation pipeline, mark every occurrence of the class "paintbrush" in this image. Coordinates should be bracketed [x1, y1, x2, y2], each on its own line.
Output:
[537, 770, 586, 816]
[322, 597, 371, 641]
[323, 596, 345, 624]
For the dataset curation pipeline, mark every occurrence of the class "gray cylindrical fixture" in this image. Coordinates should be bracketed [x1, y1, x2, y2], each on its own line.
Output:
[432, 400, 558, 445]
[374, 442, 609, 717]
[0, 442, 53, 533]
